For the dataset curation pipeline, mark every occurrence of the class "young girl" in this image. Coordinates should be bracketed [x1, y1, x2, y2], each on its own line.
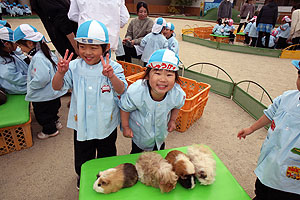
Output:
[120, 49, 186, 154]
[276, 16, 291, 49]
[212, 18, 225, 36]
[52, 20, 127, 189]
[243, 16, 256, 45]
[13, 24, 67, 139]
[0, 26, 28, 94]
[163, 22, 179, 55]
[140, 17, 168, 66]
[224, 19, 235, 44]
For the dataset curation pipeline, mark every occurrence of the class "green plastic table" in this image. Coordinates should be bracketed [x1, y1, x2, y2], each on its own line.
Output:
[0, 94, 30, 128]
[79, 146, 251, 200]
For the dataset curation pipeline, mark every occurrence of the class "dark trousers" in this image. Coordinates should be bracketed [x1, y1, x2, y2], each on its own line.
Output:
[74, 128, 117, 176]
[253, 178, 300, 200]
[244, 34, 250, 44]
[276, 37, 288, 49]
[32, 97, 61, 134]
[291, 37, 300, 50]
[130, 141, 165, 154]
[229, 32, 235, 43]
[237, 22, 247, 33]
[250, 37, 257, 47]
[116, 45, 141, 63]
[257, 31, 270, 48]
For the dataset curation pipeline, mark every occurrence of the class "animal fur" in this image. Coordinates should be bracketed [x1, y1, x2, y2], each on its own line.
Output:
[135, 152, 178, 193]
[93, 163, 138, 194]
[187, 145, 216, 185]
[165, 150, 196, 189]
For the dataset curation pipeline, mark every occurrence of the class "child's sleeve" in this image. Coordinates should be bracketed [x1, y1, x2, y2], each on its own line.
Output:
[112, 61, 128, 91]
[140, 34, 148, 48]
[1, 62, 27, 85]
[163, 39, 168, 49]
[174, 84, 186, 109]
[119, 83, 139, 112]
[263, 95, 281, 121]
[29, 58, 52, 90]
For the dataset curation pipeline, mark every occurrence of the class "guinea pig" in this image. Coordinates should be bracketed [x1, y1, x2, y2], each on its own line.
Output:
[93, 163, 138, 194]
[165, 150, 196, 189]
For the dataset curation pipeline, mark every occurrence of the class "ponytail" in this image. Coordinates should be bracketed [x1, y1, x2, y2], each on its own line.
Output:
[40, 42, 56, 68]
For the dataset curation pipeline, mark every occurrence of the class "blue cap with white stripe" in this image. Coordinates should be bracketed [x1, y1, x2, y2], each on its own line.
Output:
[166, 22, 175, 31]
[0, 26, 14, 42]
[147, 49, 180, 71]
[292, 60, 300, 71]
[152, 17, 166, 34]
[14, 24, 47, 42]
[75, 20, 109, 45]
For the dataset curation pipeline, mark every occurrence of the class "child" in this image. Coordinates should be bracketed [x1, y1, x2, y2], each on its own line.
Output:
[212, 18, 225, 36]
[276, 16, 291, 49]
[224, 19, 235, 44]
[163, 22, 179, 55]
[243, 16, 256, 45]
[14, 24, 68, 139]
[237, 60, 300, 200]
[249, 19, 258, 47]
[52, 20, 127, 189]
[140, 17, 168, 66]
[0, 26, 28, 94]
[120, 49, 186, 154]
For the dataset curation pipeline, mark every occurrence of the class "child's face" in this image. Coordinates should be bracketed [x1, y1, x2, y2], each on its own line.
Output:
[17, 41, 33, 53]
[163, 29, 172, 38]
[78, 43, 104, 65]
[297, 72, 300, 91]
[148, 69, 176, 100]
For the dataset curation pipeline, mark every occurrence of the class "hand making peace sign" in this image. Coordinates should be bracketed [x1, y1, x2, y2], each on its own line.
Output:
[57, 49, 74, 74]
[101, 53, 114, 78]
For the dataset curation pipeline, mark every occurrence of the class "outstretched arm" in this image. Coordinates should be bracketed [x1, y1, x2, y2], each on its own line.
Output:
[52, 49, 73, 90]
[120, 110, 133, 138]
[237, 114, 271, 139]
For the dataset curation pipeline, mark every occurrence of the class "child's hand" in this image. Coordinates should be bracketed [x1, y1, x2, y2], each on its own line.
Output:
[237, 127, 253, 139]
[123, 126, 133, 138]
[167, 119, 176, 132]
[58, 49, 73, 74]
[101, 54, 114, 78]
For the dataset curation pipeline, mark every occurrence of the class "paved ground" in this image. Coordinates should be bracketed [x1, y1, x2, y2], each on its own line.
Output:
[0, 17, 295, 200]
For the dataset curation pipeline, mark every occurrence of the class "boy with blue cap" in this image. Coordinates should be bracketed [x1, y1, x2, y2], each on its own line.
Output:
[120, 49, 186, 154]
[163, 22, 179, 55]
[140, 17, 168, 66]
[52, 20, 127, 189]
[237, 61, 300, 200]
[0, 26, 28, 94]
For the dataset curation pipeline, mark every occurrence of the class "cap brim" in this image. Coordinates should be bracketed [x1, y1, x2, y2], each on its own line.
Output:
[74, 37, 107, 45]
[152, 24, 164, 34]
[292, 60, 300, 70]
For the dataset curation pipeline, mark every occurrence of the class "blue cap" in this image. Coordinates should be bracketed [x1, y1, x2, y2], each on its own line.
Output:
[0, 20, 7, 26]
[292, 60, 300, 71]
[0, 26, 14, 42]
[152, 17, 166, 34]
[147, 49, 180, 71]
[14, 24, 46, 42]
[166, 22, 175, 31]
[75, 20, 109, 45]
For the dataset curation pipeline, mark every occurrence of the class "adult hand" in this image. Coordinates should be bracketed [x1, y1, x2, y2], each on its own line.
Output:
[101, 53, 114, 78]
[58, 49, 73, 74]
[122, 38, 130, 45]
[131, 40, 135, 46]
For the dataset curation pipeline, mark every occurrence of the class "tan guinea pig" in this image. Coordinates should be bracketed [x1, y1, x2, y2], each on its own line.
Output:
[93, 163, 138, 194]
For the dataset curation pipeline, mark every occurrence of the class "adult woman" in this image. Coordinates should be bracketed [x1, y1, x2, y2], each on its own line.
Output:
[256, 0, 278, 48]
[237, 0, 255, 33]
[117, 1, 153, 63]
[287, 4, 300, 46]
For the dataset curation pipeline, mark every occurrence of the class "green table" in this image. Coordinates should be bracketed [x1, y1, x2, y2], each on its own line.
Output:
[79, 146, 251, 200]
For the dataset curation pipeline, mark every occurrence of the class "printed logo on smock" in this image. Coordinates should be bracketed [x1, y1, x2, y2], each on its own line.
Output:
[286, 166, 300, 180]
[101, 85, 111, 93]
[148, 63, 176, 71]
[271, 120, 275, 131]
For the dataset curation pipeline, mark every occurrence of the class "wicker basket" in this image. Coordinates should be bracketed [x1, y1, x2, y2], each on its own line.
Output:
[176, 96, 209, 132]
[0, 118, 32, 156]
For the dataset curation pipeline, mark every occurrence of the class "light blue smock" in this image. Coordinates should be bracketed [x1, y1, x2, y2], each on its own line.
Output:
[212, 24, 224, 36]
[140, 33, 168, 63]
[223, 25, 235, 36]
[262, 35, 276, 48]
[120, 79, 186, 151]
[248, 22, 258, 38]
[167, 36, 179, 55]
[26, 50, 67, 102]
[243, 22, 253, 34]
[61, 59, 127, 141]
[278, 23, 290, 39]
[255, 90, 300, 195]
[0, 53, 28, 94]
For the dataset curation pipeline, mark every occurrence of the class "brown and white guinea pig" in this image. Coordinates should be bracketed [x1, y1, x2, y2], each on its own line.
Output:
[187, 145, 216, 185]
[93, 163, 138, 194]
[165, 150, 196, 189]
[135, 152, 178, 193]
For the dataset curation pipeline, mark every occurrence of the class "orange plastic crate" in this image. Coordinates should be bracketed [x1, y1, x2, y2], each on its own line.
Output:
[176, 96, 209, 132]
[117, 61, 145, 77]
[193, 27, 214, 39]
[126, 72, 211, 110]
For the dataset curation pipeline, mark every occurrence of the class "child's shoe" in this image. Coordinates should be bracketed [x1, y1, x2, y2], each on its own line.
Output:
[37, 130, 59, 140]
[55, 121, 63, 129]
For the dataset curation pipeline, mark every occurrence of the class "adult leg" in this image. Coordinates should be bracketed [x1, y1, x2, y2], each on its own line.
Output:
[245, 34, 250, 44]
[95, 128, 117, 158]
[264, 32, 270, 48]
[256, 31, 264, 47]
[237, 23, 243, 33]
[123, 45, 138, 63]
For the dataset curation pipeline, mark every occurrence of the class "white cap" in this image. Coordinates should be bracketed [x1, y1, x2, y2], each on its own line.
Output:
[0, 26, 14, 41]
[152, 17, 166, 34]
[14, 24, 46, 42]
[147, 49, 180, 71]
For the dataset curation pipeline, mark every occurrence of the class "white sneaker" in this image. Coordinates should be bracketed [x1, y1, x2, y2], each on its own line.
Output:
[55, 121, 63, 129]
[37, 130, 59, 140]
